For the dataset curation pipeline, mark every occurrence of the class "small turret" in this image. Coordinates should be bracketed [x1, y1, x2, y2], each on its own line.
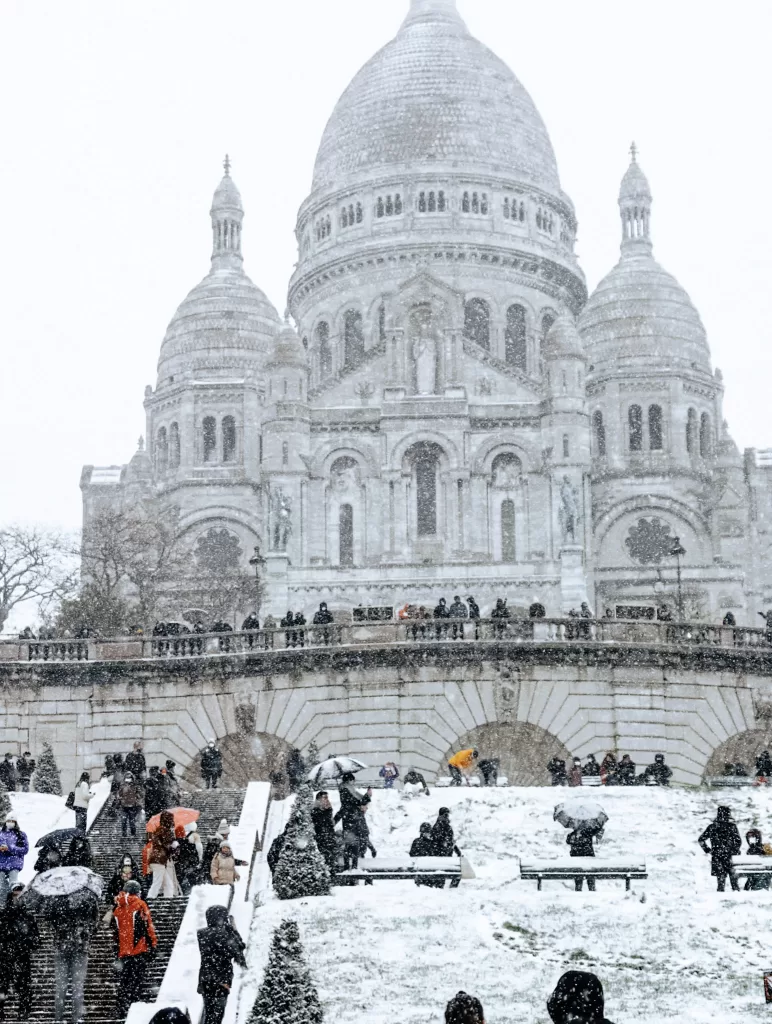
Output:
[619, 142, 652, 256]
[210, 154, 244, 269]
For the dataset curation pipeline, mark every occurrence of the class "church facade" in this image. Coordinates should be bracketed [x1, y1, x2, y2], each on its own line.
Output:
[81, 0, 772, 625]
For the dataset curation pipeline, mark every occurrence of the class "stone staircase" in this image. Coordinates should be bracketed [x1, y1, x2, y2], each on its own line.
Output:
[2, 787, 247, 1023]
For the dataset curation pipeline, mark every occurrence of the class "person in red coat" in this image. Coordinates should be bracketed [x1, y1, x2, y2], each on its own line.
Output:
[112, 880, 158, 1015]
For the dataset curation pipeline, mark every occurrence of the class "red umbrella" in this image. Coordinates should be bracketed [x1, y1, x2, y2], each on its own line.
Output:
[146, 807, 200, 833]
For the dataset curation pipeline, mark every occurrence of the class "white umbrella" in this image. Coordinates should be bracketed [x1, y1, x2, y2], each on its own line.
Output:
[28, 865, 103, 898]
[554, 799, 608, 831]
[308, 756, 368, 785]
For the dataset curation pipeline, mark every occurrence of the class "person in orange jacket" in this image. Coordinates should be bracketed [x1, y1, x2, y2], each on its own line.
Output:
[448, 748, 479, 786]
[112, 880, 158, 1015]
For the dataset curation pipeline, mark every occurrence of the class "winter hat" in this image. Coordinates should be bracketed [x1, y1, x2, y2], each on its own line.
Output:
[124, 772, 134, 781]
[445, 991, 484, 1024]
[420, 823, 433, 836]
[219, 840, 232, 850]
[184, 822, 198, 836]
[547, 971, 605, 1024]
[123, 880, 141, 896]
[217, 819, 229, 833]
[5, 817, 17, 828]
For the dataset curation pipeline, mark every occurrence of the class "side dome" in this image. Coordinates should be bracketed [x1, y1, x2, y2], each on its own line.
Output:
[543, 313, 585, 361]
[269, 321, 308, 368]
[156, 161, 281, 386]
[579, 151, 711, 374]
[311, 0, 561, 197]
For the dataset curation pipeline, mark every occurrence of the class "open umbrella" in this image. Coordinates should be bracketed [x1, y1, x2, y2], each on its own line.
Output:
[307, 756, 368, 786]
[20, 866, 103, 919]
[36, 827, 84, 849]
[146, 807, 200, 833]
[554, 799, 608, 831]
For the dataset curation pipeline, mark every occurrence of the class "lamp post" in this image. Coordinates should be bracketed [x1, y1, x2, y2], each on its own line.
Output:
[249, 544, 266, 617]
[670, 537, 686, 621]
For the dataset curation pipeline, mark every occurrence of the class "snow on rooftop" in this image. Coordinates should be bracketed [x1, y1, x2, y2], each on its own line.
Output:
[238, 786, 772, 1024]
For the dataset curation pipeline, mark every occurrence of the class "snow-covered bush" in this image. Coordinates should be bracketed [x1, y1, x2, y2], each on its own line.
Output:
[33, 742, 62, 795]
[273, 783, 330, 900]
[248, 919, 323, 1024]
[0, 782, 11, 819]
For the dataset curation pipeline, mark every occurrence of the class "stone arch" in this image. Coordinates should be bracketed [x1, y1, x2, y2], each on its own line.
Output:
[182, 731, 294, 790]
[313, 441, 379, 479]
[442, 721, 573, 786]
[703, 729, 772, 780]
[389, 429, 461, 471]
[471, 435, 536, 475]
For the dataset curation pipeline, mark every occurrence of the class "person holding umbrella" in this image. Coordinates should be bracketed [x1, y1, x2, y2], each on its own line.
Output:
[147, 811, 180, 899]
[698, 806, 742, 892]
[335, 773, 372, 872]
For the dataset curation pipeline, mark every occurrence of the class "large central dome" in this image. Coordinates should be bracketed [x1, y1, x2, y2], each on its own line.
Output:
[311, 0, 561, 196]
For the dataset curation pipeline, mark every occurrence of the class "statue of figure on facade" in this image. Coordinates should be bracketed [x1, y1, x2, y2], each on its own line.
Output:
[272, 490, 292, 551]
[412, 320, 437, 395]
[559, 475, 579, 544]
[331, 457, 360, 496]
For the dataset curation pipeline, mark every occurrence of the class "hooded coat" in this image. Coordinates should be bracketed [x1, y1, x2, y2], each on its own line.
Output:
[112, 891, 158, 958]
[431, 813, 460, 857]
[699, 816, 742, 875]
[210, 847, 240, 885]
[197, 905, 246, 997]
[0, 827, 28, 872]
[547, 971, 615, 1024]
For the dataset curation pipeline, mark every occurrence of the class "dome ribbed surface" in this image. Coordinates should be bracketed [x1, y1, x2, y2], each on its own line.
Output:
[579, 252, 710, 370]
[311, 10, 561, 195]
[270, 324, 307, 367]
[157, 266, 281, 380]
[619, 160, 651, 201]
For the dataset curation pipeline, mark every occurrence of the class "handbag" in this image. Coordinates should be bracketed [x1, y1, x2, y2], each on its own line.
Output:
[65, 791, 75, 809]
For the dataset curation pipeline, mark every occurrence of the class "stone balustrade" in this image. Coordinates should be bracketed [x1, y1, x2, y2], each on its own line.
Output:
[0, 617, 767, 664]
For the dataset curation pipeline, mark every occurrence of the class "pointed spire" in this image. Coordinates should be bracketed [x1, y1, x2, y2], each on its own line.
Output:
[401, 0, 466, 30]
[618, 143, 653, 255]
[210, 156, 244, 268]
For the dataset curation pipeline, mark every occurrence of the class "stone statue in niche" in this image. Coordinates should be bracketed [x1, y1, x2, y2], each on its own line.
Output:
[412, 319, 438, 395]
[331, 457, 360, 496]
[492, 455, 521, 490]
[271, 490, 292, 551]
[559, 475, 579, 544]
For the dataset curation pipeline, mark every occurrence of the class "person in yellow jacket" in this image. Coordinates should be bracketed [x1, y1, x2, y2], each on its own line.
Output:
[448, 748, 479, 786]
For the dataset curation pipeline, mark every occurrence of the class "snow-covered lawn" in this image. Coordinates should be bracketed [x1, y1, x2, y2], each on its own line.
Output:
[238, 786, 772, 1024]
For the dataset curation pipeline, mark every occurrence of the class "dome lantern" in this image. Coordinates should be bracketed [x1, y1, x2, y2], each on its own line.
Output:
[210, 154, 244, 269]
[619, 142, 653, 256]
[401, 0, 466, 30]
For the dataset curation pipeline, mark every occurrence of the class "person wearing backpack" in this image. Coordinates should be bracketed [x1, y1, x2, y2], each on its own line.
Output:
[112, 879, 158, 1015]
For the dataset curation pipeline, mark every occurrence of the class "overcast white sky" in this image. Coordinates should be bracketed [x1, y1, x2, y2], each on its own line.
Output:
[1, 0, 770, 537]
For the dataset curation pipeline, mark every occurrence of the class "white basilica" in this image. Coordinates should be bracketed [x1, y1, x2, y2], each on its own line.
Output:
[82, 0, 772, 623]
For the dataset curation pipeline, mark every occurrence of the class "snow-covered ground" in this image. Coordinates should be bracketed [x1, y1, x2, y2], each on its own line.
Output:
[239, 785, 772, 1024]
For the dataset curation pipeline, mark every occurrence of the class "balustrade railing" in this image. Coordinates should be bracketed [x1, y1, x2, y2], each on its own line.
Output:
[3, 618, 770, 664]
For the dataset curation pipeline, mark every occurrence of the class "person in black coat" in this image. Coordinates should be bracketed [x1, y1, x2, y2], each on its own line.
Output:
[63, 835, 92, 868]
[197, 905, 246, 1024]
[15, 752, 35, 793]
[285, 749, 306, 793]
[616, 755, 636, 785]
[241, 613, 260, 631]
[431, 808, 461, 889]
[149, 1009, 192, 1024]
[643, 754, 672, 786]
[582, 755, 601, 778]
[567, 827, 599, 891]
[547, 971, 616, 1024]
[409, 822, 440, 888]
[699, 806, 741, 891]
[310, 792, 337, 870]
[201, 741, 223, 790]
[124, 742, 147, 780]
[756, 750, 772, 779]
[144, 766, 165, 817]
[267, 828, 287, 876]
[0, 883, 40, 1019]
[547, 757, 568, 786]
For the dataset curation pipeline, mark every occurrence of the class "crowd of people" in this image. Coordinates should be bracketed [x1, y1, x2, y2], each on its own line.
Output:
[547, 752, 673, 787]
[0, 751, 36, 793]
[719, 749, 772, 782]
[698, 805, 772, 892]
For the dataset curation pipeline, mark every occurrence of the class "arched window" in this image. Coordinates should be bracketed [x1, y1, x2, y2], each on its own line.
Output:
[316, 321, 332, 378]
[481, 193, 489, 215]
[356, 202, 363, 223]
[222, 416, 236, 462]
[504, 198, 510, 219]
[202, 417, 217, 463]
[648, 405, 663, 450]
[472, 192, 480, 214]
[282, 441, 289, 467]
[385, 195, 394, 216]
[437, 190, 446, 212]
[541, 312, 556, 341]
[501, 500, 516, 563]
[340, 207, 348, 228]
[428, 191, 436, 212]
[686, 407, 698, 454]
[462, 192, 470, 213]
[418, 191, 427, 213]
[378, 304, 386, 343]
[169, 422, 180, 469]
[464, 298, 491, 350]
[414, 447, 440, 537]
[395, 194, 403, 215]
[156, 427, 168, 473]
[563, 435, 570, 458]
[344, 310, 364, 366]
[593, 410, 606, 457]
[505, 304, 527, 371]
[376, 197, 384, 218]
[628, 405, 643, 452]
[700, 413, 712, 457]
[519, 202, 525, 222]
[339, 504, 354, 567]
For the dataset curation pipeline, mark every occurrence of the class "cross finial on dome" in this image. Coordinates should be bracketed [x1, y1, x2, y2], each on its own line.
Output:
[223, 153, 231, 176]
[630, 141, 638, 163]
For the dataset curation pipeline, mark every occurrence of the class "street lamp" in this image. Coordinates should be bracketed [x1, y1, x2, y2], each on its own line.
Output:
[249, 544, 266, 617]
[669, 537, 686, 621]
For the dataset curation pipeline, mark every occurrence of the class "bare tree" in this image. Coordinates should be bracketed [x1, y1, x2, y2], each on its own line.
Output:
[0, 526, 76, 632]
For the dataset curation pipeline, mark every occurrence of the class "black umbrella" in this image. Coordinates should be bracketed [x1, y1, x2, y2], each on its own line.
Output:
[19, 866, 103, 920]
[36, 827, 85, 849]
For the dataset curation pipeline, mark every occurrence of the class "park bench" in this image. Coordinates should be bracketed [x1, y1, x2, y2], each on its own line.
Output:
[707, 777, 756, 788]
[334, 856, 466, 884]
[731, 856, 772, 883]
[520, 857, 647, 891]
